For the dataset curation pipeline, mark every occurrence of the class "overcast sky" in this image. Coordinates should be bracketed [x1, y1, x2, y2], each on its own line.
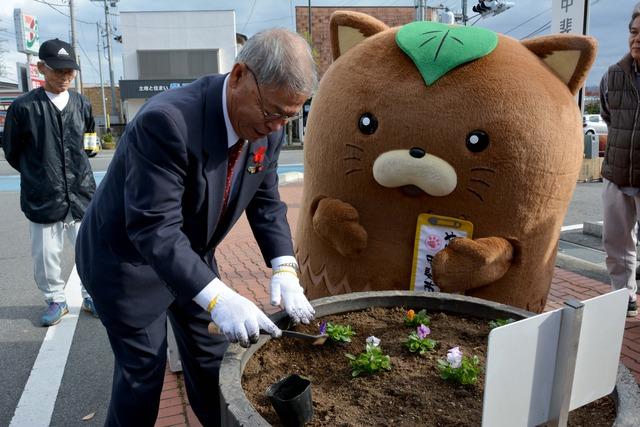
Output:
[0, 0, 634, 88]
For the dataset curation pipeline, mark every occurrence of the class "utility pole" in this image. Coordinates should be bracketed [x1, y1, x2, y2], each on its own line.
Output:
[415, 0, 426, 21]
[307, 0, 311, 39]
[462, 0, 468, 25]
[102, 0, 118, 120]
[0, 19, 8, 79]
[68, 0, 82, 92]
[97, 22, 108, 130]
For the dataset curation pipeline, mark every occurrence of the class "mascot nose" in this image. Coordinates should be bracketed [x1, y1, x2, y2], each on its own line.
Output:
[373, 149, 458, 196]
[409, 147, 425, 158]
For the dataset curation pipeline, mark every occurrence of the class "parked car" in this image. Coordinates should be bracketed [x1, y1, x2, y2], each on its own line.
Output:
[583, 115, 608, 157]
[583, 114, 608, 135]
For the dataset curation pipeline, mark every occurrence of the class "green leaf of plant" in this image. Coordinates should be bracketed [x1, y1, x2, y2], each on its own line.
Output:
[396, 21, 498, 85]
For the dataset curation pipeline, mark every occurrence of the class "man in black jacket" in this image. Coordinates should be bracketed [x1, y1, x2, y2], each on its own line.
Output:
[2, 39, 98, 326]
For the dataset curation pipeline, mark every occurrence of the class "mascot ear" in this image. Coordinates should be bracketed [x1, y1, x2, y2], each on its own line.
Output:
[330, 11, 389, 60]
[521, 34, 597, 96]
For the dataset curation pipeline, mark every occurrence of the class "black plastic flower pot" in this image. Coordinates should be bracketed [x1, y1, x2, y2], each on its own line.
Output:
[265, 374, 313, 427]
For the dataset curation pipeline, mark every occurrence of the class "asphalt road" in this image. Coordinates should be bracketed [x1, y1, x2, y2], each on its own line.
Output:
[0, 148, 608, 425]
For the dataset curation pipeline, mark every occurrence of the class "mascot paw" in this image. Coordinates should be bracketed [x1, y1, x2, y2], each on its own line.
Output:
[312, 197, 367, 258]
[432, 237, 513, 291]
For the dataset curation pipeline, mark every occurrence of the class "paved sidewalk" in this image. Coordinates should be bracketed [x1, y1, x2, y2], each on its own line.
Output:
[154, 182, 640, 427]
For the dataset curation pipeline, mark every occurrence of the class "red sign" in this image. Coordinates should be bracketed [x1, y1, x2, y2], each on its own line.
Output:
[29, 63, 44, 89]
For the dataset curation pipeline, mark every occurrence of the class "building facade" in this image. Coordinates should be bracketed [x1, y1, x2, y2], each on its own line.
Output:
[119, 10, 237, 121]
[295, 6, 437, 78]
[82, 85, 122, 129]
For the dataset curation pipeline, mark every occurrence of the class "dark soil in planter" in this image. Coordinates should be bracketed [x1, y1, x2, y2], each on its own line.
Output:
[243, 307, 616, 426]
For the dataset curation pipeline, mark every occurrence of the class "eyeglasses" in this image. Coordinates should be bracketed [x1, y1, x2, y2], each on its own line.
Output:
[244, 64, 298, 122]
[44, 63, 76, 77]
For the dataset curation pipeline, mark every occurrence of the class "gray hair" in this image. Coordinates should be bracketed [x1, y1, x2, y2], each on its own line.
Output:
[236, 28, 317, 97]
[632, 2, 640, 28]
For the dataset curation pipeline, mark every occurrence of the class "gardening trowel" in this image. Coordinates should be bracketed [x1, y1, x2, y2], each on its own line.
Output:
[207, 322, 328, 346]
[281, 330, 328, 346]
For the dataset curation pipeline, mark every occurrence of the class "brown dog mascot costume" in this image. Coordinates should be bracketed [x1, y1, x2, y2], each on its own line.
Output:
[294, 11, 597, 313]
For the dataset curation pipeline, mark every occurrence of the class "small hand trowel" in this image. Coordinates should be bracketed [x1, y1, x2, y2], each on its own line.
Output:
[281, 330, 328, 346]
[207, 322, 328, 345]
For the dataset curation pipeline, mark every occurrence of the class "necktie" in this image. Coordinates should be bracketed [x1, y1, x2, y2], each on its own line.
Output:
[222, 139, 244, 213]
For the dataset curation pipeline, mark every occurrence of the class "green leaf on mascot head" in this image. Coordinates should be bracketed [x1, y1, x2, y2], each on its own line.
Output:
[396, 21, 498, 86]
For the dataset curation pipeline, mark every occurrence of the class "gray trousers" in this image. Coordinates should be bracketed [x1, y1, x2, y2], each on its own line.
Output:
[29, 215, 90, 303]
[602, 178, 639, 302]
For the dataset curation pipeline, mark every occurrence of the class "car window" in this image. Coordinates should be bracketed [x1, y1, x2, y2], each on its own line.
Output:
[589, 116, 599, 122]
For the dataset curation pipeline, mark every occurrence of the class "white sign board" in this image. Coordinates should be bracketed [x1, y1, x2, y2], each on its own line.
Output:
[13, 9, 40, 55]
[481, 289, 628, 427]
[551, 0, 587, 35]
[569, 290, 628, 408]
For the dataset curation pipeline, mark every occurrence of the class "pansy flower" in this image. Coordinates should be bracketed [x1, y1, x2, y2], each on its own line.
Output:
[319, 320, 327, 335]
[366, 335, 381, 348]
[446, 346, 463, 368]
[417, 324, 430, 340]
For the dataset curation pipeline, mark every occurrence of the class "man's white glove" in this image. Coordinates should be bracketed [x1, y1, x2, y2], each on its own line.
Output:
[206, 280, 281, 348]
[270, 258, 315, 324]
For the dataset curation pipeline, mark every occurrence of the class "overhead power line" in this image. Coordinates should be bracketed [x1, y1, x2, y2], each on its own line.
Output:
[77, 40, 99, 75]
[33, 0, 67, 6]
[33, 0, 95, 25]
[504, 8, 551, 35]
[78, 24, 99, 76]
[469, 15, 483, 26]
[520, 21, 551, 40]
[241, 0, 258, 33]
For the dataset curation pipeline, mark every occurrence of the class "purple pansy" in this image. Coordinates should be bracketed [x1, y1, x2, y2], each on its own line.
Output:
[319, 320, 327, 335]
[417, 324, 431, 340]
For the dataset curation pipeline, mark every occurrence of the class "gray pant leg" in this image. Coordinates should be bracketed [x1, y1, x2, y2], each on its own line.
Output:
[29, 221, 66, 303]
[602, 179, 639, 302]
[65, 220, 90, 299]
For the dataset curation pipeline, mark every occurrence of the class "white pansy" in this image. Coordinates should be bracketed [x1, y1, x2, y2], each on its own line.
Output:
[447, 346, 463, 368]
[366, 336, 381, 348]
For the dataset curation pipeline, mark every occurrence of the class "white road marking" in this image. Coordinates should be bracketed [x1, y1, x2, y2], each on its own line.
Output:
[561, 224, 584, 232]
[9, 266, 83, 427]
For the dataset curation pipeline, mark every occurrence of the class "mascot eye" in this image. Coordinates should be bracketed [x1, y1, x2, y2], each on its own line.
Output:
[358, 113, 378, 135]
[466, 130, 489, 152]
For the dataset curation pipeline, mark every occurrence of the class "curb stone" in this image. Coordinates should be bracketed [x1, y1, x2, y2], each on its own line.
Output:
[278, 172, 304, 185]
[614, 364, 640, 427]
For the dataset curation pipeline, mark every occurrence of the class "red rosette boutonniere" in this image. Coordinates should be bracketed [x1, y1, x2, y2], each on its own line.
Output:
[253, 146, 266, 163]
[247, 146, 267, 174]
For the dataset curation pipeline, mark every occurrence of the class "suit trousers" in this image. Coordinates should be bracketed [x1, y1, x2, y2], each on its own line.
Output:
[103, 300, 229, 427]
[29, 215, 90, 303]
[602, 178, 639, 302]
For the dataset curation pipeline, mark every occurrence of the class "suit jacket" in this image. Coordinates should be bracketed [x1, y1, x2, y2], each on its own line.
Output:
[76, 74, 294, 329]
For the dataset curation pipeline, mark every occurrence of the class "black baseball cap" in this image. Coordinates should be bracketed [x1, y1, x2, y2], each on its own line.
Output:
[38, 38, 80, 71]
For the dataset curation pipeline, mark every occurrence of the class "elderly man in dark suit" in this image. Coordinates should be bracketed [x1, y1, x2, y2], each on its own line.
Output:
[75, 28, 317, 426]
